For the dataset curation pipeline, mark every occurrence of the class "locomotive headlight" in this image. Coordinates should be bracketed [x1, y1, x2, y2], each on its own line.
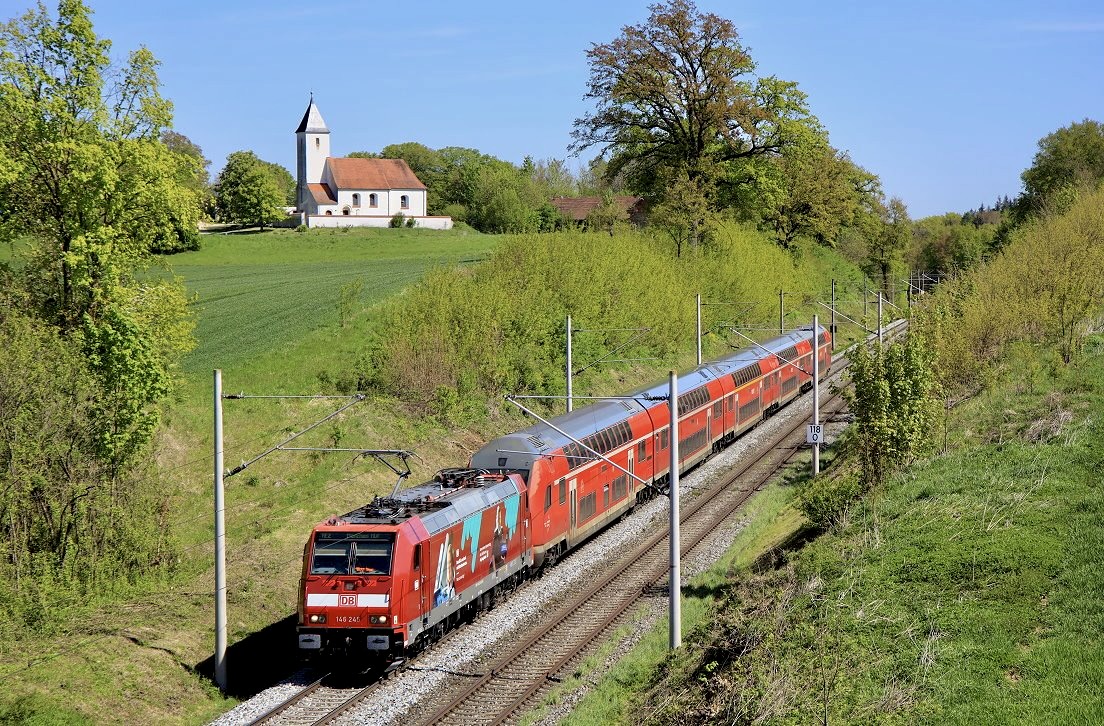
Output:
[369, 614, 388, 625]
[309, 614, 326, 624]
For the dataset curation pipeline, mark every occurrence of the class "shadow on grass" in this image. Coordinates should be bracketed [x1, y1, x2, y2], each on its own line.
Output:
[193, 613, 300, 698]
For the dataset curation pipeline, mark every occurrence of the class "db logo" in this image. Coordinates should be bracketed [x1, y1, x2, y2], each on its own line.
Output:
[338, 594, 357, 606]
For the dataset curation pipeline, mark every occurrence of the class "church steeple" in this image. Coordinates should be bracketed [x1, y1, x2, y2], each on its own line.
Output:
[295, 95, 331, 211]
[295, 93, 329, 134]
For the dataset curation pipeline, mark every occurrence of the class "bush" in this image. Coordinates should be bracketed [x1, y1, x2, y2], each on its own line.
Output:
[389, 213, 405, 228]
[798, 474, 864, 529]
[405, 216, 416, 228]
[295, 224, 308, 233]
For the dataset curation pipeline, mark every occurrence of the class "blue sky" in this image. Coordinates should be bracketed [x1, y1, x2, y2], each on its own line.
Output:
[14, 0, 1104, 217]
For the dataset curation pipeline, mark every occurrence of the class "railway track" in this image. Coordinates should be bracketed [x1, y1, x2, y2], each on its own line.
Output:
[244, 322, 907, 726]
[245, 673, 378, 726]
[414, 325, 908, 726]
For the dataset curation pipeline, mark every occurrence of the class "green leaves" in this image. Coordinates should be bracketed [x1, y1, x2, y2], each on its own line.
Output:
[846, 334, 938, 489]
[212, 150, 288, 229]
[0, 0, 195, 603]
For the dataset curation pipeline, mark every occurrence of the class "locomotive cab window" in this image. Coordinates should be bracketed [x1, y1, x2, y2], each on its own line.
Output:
[545, 484, 553, 511]
[310, 531, 394, 575]
[558, 478, 566, 504]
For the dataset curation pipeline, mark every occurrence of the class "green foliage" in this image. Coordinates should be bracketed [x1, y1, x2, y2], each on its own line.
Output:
[864, 196, 911, 298]
[571, 1, 819, 231]
[0, 301, 174, 620]
[648, 169, 713, 255]
[389, 212, 405, 228]
[749, 124, 882, 250]
[798, 473, 863, 529]
[917, 187, 1104, 391]
[844, 333, 938, 488]
[212, 150, 288, 229]
[352, 223, 848, 409]
[1021, 118, 1104, 207]
[911, 212, 996, 274]
[0, 0, 193, 621]
[585, 191, 628, 235]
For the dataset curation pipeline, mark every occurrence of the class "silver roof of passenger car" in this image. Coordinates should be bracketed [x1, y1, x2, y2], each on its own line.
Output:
[470, 327, 821, 465]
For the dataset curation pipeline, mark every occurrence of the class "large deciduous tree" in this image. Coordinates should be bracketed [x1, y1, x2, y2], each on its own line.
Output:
[212, 150, 289, 229]
[0, 0, 194, 597]
[865, 197, 911, 301]
[570, 0, 816, 244]
[0, 0, 195, 460]
[1021, 119, 1104, 205]
[745, 124, 881, 249]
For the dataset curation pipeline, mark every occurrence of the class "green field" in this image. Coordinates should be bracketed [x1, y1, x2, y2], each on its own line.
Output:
[161, 227, 493, 374]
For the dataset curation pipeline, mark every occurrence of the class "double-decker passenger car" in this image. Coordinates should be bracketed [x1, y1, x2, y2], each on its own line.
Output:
[467, 325, 831, 569]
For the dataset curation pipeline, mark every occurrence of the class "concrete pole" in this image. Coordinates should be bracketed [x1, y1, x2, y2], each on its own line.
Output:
[668, 371, 681, 650]
[830, 279, 837, 352]
[878, 292, 884, 344]
[213, 370, 227, 692]
[812, 316, 820, 476]
[864, 279, 869, 318]
[566, 315, 573, 413]
[779, 289, 785, 334]
[695, 293, 702, 366]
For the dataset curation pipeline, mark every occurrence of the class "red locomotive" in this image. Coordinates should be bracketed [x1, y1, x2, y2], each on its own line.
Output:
[298, 326, 830, 660]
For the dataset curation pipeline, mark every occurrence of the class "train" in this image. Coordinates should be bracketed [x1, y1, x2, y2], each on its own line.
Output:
[296, 325, 831, 661]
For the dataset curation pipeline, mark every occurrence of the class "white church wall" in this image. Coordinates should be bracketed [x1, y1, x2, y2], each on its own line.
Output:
[306, 215, 453, 230]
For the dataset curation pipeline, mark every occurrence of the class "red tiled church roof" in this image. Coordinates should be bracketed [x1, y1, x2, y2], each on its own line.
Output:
[329, 157, 426, 191]
[307, 183, 337, 204]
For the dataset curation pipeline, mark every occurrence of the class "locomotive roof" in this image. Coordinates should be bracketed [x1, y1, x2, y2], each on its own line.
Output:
[471, 328, 822, 464]
[333, 469, 521, 535]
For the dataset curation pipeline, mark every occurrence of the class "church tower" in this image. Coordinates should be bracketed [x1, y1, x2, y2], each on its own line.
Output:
[295, 95, 330, 211]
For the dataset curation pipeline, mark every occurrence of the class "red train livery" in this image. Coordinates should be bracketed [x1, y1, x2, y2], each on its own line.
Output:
[298, 326, 830, 660]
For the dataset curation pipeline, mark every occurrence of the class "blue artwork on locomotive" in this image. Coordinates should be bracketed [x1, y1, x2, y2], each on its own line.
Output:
[461, 514, 482, 573]
[433, 532, 456, 607]
[458, 492, 522, 574]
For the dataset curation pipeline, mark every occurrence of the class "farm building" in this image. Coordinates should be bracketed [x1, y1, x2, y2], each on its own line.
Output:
[294, 97, 453, 229]
[550, 195, 648, 227]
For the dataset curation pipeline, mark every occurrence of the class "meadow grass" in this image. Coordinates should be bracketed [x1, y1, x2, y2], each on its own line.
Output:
[159, 226, 493, 374]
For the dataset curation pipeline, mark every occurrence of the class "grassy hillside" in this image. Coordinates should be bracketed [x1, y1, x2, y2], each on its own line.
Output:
[1, 224, 876, 724]
[552, 341, 1104, 725]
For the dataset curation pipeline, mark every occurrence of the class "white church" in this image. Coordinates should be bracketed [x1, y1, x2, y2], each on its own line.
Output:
[294, 97, 453, 229]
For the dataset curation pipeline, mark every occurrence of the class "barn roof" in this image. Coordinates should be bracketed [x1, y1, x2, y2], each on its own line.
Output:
[328, 157, 427, 191]
[550, 195, 644, 222]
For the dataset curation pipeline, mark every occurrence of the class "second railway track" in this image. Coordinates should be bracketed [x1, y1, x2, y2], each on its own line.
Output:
[415, 343, 872, 726]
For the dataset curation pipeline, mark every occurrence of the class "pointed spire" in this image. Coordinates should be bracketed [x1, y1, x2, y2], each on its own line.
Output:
[295, 95, 329, 134]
